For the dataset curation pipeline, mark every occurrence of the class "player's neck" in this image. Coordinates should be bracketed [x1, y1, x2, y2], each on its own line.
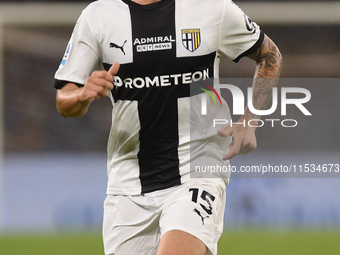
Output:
[131, 0, 161, 5]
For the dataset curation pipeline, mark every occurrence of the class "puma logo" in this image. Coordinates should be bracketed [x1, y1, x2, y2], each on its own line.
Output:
[193, 208, 209, 225]
[110, 40, 127, 55]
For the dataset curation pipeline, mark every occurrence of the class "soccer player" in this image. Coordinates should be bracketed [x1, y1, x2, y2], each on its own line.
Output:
[54, 0, 282, 254]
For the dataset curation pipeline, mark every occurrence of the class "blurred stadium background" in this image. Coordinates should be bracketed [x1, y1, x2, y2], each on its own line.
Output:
[0, 0, 340, 254]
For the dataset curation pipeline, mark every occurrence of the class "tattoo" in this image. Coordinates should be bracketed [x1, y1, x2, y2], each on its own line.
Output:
[245, 34, 283, 120]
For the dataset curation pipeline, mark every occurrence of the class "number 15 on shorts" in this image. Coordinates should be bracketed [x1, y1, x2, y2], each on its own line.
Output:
[189, 188, 216, 225]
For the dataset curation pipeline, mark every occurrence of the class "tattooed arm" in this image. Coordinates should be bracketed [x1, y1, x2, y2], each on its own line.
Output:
[245, 34, 283, 119]
[218, 34, 283, 160]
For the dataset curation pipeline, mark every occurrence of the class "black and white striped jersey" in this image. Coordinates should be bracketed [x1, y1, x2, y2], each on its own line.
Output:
[55, 0, 263, 195]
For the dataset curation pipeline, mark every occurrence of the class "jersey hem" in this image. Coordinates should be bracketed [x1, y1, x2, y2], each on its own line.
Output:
[141, 179, 181, 194]
[106, 181, 182, 195]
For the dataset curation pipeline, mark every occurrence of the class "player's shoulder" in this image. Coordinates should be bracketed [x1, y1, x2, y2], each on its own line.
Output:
[81, 0, 125, 17]
[178, 0, 239, 14]
[86, 0, 124, 8]
[187, 0, 236, 6]
[220, 0, 244, 12]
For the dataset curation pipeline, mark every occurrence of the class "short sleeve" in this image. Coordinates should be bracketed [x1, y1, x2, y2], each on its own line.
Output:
[218, 0, 264, 63]
[54, 8, 102, 89]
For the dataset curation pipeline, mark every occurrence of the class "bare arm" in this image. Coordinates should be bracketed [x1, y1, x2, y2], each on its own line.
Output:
[56, 62, 120, 118]
[218, 34, 283, 160]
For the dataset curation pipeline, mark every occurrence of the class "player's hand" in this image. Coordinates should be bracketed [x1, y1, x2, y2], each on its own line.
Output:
[79, 62, 120, 104]
[217, 117, 257, 160]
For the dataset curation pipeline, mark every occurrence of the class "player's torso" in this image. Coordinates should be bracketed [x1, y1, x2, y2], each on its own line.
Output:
[85, 0, 227, 194]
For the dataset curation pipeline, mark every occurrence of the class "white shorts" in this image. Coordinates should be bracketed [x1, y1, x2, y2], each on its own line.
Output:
[102, 178, 226, 255]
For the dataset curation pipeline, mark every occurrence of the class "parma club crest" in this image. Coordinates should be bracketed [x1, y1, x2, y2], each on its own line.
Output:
[182, 29, 201, 52]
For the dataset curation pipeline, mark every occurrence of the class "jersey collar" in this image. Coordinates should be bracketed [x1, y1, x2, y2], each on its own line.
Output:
[121, 0, 174, 11]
